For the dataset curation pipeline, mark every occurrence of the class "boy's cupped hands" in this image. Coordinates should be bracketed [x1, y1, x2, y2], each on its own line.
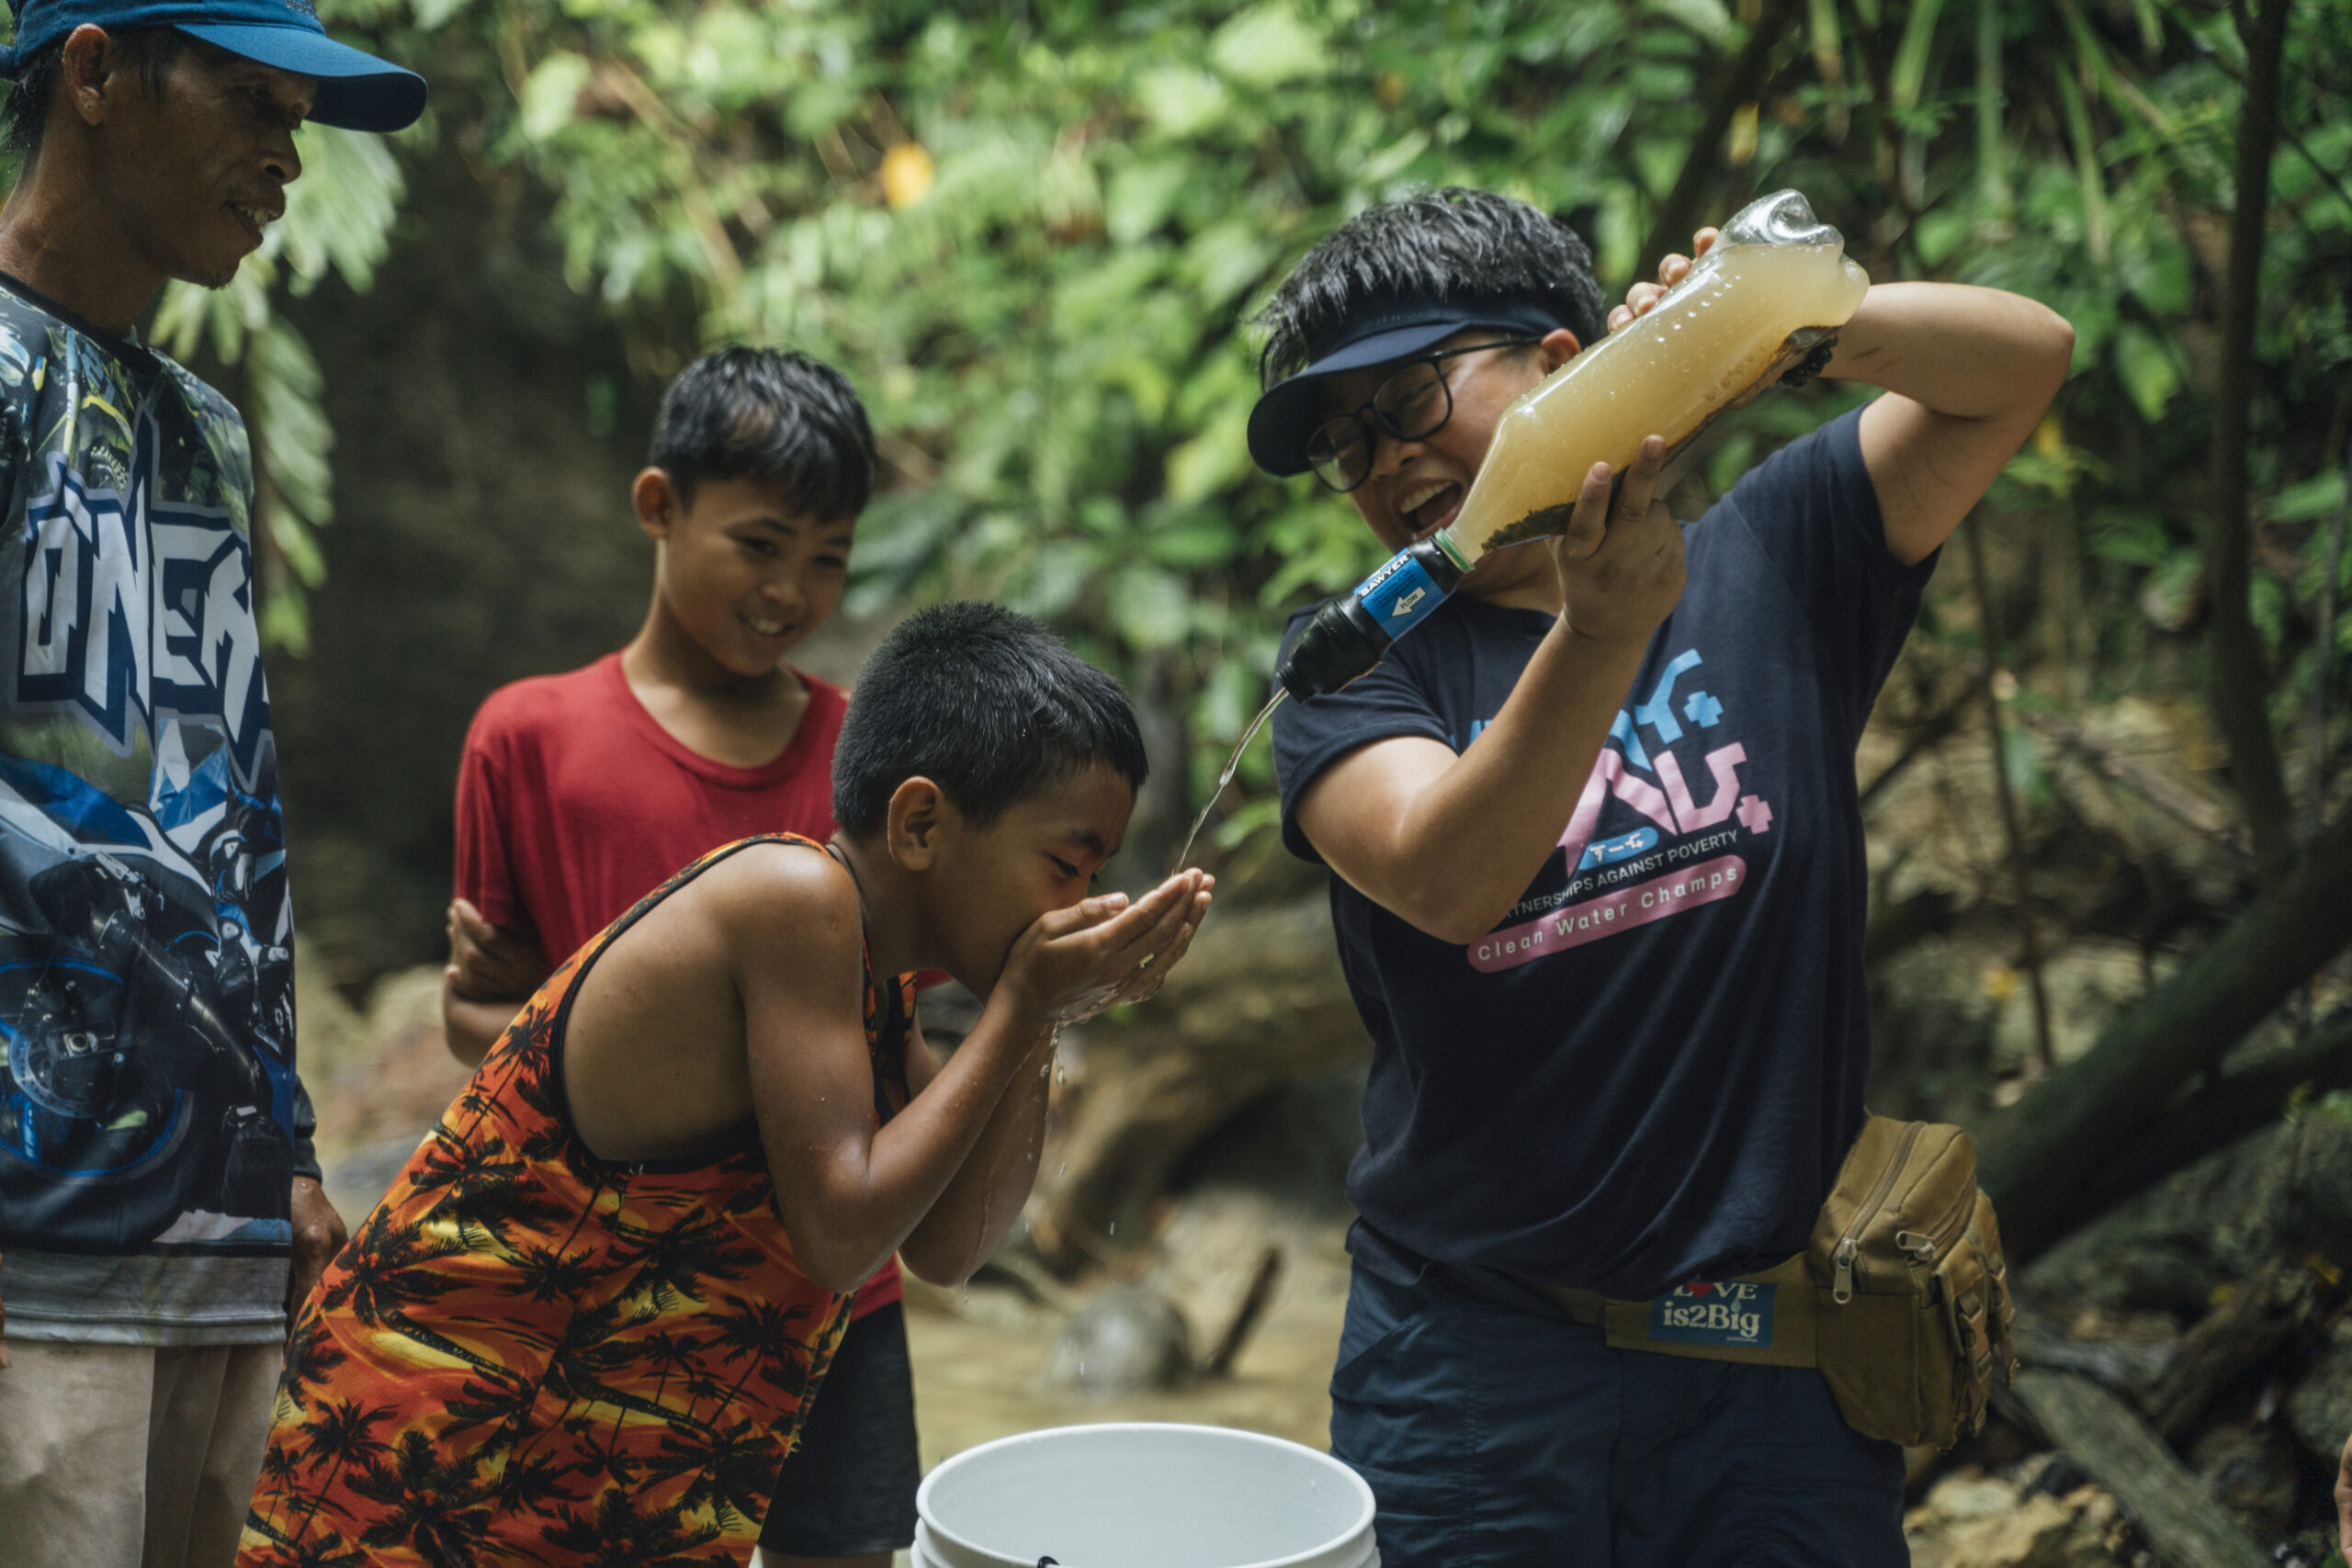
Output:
[999, 868, 1215, 1027]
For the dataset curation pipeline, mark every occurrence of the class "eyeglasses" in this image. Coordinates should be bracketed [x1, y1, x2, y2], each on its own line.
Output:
[1304, 339, 1542, 494]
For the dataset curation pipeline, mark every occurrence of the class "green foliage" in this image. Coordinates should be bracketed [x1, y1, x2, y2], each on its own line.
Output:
[153, 91, 408, 652]
[355, 0, 2350, 838]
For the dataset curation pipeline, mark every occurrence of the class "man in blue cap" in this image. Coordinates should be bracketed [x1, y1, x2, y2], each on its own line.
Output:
[1254, 189, 2072, 1564]
[0, 4, 421, 1563]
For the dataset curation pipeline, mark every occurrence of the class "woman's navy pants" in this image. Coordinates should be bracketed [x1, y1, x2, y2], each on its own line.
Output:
[1329, 1259, 1908, 1567]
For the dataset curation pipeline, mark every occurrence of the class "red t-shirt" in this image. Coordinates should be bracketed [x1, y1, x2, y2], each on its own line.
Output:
[454, 650, 900, 1316]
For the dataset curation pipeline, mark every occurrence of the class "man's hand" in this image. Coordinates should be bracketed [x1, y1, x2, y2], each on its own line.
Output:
[443, 900, 548, 1066]
[1546, 434, 1685, 648]
[445, 899, 543, 1000]
[997, 870, 1213, 1026]
[287, 1177, 347, 1332]
[1607, 227, 1722, 334]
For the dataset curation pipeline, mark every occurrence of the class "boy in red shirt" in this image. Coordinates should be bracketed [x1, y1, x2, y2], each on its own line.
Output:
[440, 345, 910, 1567]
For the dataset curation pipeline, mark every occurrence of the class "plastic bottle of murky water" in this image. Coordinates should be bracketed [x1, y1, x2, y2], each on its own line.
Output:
[1274, 188, 1871, 700]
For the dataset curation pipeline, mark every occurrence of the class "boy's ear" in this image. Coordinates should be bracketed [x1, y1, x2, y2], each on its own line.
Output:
[884, 777, 950, 872]
[632, 468, 683, 541]
[1538, 326, 1583, 368]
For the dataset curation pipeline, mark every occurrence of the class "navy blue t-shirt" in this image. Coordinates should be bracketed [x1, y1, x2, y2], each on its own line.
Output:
[1272, 410, 1933, 1300]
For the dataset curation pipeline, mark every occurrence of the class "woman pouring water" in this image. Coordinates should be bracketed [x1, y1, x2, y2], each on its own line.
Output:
[1243, 186, 2071, 1567]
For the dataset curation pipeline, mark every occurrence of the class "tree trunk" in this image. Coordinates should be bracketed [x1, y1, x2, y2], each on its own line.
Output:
[2202, 0, 2298, 881]
[1027, 897, 1369, 1275]
[2143, 1255, 2329, 1439]
[1638, 0, 1804, 275]
[2047, 1012, 2352, 1239]
[1964, 513, 2053, 1072]
[2003, 1370, 2268, 1568]
[2018, 1111, 2352, 1329]
[1976, 804, 2352, 1258]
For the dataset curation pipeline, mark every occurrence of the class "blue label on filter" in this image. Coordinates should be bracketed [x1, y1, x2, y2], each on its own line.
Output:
[1354, 554, 1446, 640]
[1650, 1281, 1776, 1348]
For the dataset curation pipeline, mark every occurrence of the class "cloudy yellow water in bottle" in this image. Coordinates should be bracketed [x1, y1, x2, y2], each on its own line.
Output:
[1272, 187, 1871, 705]
[1447, 187, 1871, 561]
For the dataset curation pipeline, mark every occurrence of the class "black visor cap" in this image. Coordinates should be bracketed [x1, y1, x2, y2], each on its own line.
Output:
[1246, 296, 1565, 478]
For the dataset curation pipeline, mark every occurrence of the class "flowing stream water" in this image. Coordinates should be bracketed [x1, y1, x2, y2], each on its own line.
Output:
[1172, 690, 1287, 871]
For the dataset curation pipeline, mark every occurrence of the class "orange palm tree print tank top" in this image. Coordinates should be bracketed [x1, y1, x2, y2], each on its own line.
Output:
[239, 835, 914, 1567]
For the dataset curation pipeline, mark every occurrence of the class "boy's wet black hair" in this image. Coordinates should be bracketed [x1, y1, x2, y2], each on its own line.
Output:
[649, 344, 876, 521]
[833, 602, 1148, 837]
[5, 30, 187, 162]
[1253, 187, 1609, 387]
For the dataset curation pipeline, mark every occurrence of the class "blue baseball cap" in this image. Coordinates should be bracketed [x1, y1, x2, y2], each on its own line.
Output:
[1247, 294, 1566, 478]
[1, 0, 427, 132]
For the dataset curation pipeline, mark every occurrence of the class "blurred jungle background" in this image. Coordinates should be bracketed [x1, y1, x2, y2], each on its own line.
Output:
[75, 0, 2352, 1560]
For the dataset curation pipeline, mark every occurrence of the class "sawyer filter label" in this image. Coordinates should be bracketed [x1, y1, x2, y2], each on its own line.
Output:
[1353, 551, 1444, 640]
[1650, 1280, 1775, 1348]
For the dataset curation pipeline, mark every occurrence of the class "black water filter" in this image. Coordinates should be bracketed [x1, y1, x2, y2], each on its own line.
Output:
[1274, 536, 1467, 700]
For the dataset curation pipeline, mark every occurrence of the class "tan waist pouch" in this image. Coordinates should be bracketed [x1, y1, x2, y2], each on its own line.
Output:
[1539, 1115, 2017, 1449]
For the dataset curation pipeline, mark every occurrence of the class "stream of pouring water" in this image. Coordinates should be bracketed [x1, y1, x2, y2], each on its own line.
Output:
[1172, 689, 1288, 872]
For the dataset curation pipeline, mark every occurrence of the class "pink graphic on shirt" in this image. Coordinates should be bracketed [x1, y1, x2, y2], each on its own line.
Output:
[1471, 647, 1770, 972]
[1470, 855, 1748, 972]
[1558, 750, 1673, 863]
[1558, 743, 1755, 863]
[1558, 752, 1611, 856]
[1656, 744, 1747, 830]
[1606, 759, 1679, 836]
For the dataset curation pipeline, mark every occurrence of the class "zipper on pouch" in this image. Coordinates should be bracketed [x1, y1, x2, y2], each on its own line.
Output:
[1895, 1187, 1974, 1264]
[1833, 1122, 1924, 1304]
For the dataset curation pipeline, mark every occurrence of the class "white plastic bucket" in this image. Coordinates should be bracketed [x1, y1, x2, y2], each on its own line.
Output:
[912, 1422, 1378, 1568]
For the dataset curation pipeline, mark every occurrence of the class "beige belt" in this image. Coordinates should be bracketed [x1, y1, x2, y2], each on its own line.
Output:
[1532, 1253, 1818, 1369]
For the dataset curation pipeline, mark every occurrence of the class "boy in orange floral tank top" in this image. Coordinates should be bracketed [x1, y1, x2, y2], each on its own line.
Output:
[239, 604, 1213, 1568]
